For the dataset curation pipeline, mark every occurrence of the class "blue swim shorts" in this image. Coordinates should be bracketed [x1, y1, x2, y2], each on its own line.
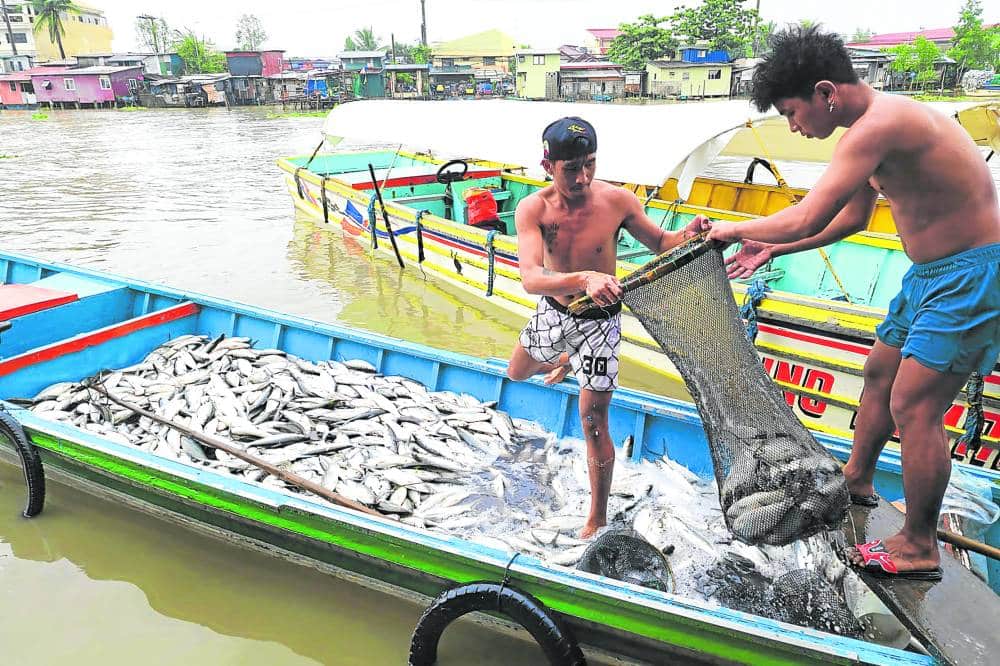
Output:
[876, 242, 1000, 376]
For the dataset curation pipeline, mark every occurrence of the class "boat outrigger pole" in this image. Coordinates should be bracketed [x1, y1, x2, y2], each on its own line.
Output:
[368, 163, 406, 269]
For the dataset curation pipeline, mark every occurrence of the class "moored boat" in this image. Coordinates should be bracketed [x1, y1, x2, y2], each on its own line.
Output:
[1, 249, 997, 664]
[276, 99, 1000, 467]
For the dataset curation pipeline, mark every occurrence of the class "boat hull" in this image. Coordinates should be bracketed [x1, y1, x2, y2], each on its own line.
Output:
[278, 160, 1000, 470]
[1, 249, 982, 665]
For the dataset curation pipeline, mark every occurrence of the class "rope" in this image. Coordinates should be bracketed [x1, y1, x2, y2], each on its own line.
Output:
[740, 278, 768, 343]
[414, 210, 426, 263]
[745, 120, 853, 304]
[320, 176, 329, 224]
[294, 167, 305, 199]
[293, 138, 326, 201]
[367, 197, 379, 251]
[958, 372, 985, 455]
[485, 230, 498, 297]
[497, 552, 520, 612]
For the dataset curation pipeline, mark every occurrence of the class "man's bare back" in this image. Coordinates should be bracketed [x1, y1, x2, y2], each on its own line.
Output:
[858, 94, 1000, 262]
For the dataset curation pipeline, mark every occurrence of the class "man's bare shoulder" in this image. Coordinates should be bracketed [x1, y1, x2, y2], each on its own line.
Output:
[848, 94, 934, 146]
[591, 179, 638, 206]
[515, 186, 551, 214]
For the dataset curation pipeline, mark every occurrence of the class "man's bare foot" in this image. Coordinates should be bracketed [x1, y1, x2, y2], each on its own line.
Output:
[579, 518, 606, 539]
[847, 532, 940, 574]
[842, 463, 875, 499]
[543, 353, 572, 385]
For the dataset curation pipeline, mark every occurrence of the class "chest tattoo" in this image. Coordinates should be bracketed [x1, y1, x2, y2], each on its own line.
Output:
[540, 223, 560, 253]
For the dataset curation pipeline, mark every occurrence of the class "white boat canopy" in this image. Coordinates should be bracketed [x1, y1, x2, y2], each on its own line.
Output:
[322, 99, 999, 197]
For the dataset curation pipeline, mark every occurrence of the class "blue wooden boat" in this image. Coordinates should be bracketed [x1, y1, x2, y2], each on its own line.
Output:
[0, 249, 996, 665]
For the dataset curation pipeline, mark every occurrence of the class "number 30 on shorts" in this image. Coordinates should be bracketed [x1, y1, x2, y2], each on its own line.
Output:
[581, 355, 608, 376]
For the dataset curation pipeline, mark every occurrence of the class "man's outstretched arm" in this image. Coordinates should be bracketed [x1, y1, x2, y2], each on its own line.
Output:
[710, 119, 891, 245]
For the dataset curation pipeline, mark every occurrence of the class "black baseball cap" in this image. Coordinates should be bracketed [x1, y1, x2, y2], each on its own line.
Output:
[542, 116, 597, 161]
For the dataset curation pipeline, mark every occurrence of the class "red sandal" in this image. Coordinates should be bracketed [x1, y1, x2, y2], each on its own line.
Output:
[852, 539, 942, 581]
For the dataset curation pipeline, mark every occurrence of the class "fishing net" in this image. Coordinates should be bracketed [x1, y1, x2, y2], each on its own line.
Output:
[571, 236, 849, 546]
[576, 527, 674, 593]
[699, 554, 862, 638]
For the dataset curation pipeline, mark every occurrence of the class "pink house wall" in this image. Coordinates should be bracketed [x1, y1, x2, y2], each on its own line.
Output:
[0, 80, 27, 105]
[261, 51, 285, 77]
[32, 68, 142, 104]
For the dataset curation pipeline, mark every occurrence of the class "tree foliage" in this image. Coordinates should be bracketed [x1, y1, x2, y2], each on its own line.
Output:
[887, 36, 942, 90]
[947, 1, 1000, 74]
[172, 31, 227, 74]
[135, 16, 171, 53]
[235, 13, 267, 51]
[412, 44, 431, 64]
[751, 20, 776, 56]
[344, 26, 382, 51]
[851, 28, 873, 43]
[606, 14, 677, 70]
[32, 0, 82, 60]
[669, 0, 759, 57]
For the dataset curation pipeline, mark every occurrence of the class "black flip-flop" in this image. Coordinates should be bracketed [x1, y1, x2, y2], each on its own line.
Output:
[849, 492, 880, 507]
[852, 539, 943, 581]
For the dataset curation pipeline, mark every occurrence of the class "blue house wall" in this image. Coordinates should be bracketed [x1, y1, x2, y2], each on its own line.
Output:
[680, 48, 730, 63]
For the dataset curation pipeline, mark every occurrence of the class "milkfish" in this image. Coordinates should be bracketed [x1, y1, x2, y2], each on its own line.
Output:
[28, 334, 851, 610]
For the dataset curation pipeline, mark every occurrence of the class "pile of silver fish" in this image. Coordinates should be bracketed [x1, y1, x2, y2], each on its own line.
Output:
[28, 334, 855, 608]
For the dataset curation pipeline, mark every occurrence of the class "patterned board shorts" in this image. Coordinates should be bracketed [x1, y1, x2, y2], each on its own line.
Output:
[518, 296, 622, 392]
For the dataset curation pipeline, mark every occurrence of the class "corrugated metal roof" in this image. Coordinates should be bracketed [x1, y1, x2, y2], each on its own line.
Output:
[64, 66, 144, 75]
[586, 29, 620, 40]
[649, 61, 730, 69]
[338, 50, 387, 59]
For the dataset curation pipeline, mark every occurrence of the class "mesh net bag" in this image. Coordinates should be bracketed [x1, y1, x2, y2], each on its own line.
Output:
[699, 554, 862, 637]
[766, 569, 863, 638]
[572, 237, 849, 546]
[576, 527, 674, 592]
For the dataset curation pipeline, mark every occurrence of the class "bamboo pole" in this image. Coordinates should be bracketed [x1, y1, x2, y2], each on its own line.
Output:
[86, 380, 383, 518]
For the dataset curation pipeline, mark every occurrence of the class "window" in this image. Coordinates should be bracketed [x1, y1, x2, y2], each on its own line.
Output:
[12, 33, 26, 43]
[533, 55, 544, 65]
[441, 58, 454, 67]
[682, 72, 690, 80]
[517, 54, 525, 62]
[99, 75, 111, 89]
[63, 78, 75, 90]
[698, 50, 707, 58]
[669, 71, 676, 77]
[127, 78, 137, 92]
[708, 69, 721, 80]
[8, 82, 15, 92]
[483, 56, 495, 66]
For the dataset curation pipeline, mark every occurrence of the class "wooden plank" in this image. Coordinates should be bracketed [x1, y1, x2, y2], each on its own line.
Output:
[0, 284, 78, 319]
[841, 502, 999, 665]
[0, 302, 199, 377]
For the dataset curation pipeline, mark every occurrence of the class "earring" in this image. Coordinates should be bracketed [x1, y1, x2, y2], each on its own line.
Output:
[828, 100, 835, 113]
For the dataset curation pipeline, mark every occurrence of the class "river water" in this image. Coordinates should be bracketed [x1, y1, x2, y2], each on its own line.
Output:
[0, 104, 997, 665]
[0, 107, 588, 666]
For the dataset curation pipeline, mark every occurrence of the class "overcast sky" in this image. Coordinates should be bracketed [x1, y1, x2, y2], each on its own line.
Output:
[98, 1, 991, 56]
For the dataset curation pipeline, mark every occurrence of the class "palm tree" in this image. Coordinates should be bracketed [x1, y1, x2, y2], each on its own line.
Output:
[346, 26, 381, 51]
[32, 0, 82, 60]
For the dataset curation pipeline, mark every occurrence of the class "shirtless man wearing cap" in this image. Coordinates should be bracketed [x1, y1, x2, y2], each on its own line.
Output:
[507, 116, 703, 538]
